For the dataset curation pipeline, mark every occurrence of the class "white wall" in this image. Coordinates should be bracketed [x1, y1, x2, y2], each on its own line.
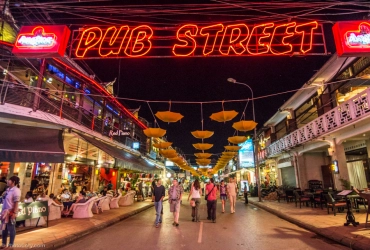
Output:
[296, 152, 330, 189]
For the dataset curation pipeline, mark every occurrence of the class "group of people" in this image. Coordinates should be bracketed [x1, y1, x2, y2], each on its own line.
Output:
[151, 177, 247, 228]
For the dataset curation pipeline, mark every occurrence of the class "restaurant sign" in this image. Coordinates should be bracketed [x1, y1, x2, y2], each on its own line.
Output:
[0, 201, 49, 221]
[109, 129, 130, 137]
[333, 21, 370, 56]
[12, 25, 71, 58]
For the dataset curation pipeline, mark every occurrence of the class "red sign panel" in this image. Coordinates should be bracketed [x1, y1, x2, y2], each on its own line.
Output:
[70, 21, 326, 59]
[12, 25, 71, 58]
[333, 21, 370, 57]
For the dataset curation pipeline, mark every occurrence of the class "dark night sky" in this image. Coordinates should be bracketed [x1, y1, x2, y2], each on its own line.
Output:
[11, 0, 370, 164]
[87, 55, 330, 158]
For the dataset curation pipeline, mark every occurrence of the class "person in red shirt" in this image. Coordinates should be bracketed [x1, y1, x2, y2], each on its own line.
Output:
[206, 178, 218, 223]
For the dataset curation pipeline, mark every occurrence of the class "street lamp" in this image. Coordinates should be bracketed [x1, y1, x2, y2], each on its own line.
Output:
[227, 78, 262, 202]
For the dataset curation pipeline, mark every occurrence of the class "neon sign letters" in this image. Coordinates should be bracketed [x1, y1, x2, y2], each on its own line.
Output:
[71, 21, 323, 58]
[16, 27, 56, 47]
[345, 22, 370, 47]
[333, 21, 370, 57]
[12, 25, 71, 58]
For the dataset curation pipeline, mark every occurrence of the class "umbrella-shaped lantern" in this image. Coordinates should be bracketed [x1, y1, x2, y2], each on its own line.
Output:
[224, 145, 242, 151]
[232, 120, 257, 132]
[194, 153, 212, 159]
[196, 158, 211, 165]
[193, 143, 213, 150]
[210, 110, 238, 122]
[143, 128, 166, 138]
[228, 136, 248, 144]
[153, 142, 173, 149]
[191, 130, 214, 139]
[159, 149, 177, 158]
[155, 111, 184, 123]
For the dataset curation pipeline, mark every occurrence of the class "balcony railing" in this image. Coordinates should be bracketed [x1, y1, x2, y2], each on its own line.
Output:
[259, 88, 370, 160]
[1, 82, 146, 152]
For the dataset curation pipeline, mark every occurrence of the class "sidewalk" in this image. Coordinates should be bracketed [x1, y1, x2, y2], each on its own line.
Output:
[11, 198, 157, 250]
[249, 197, 370, 250]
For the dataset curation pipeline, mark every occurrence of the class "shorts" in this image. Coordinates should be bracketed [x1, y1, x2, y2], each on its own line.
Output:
[220, 194, 227, 201]
[170, 200, 180, 212]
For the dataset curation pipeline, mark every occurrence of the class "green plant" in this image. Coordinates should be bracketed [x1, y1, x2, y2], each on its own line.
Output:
[339, 177, 351, 190]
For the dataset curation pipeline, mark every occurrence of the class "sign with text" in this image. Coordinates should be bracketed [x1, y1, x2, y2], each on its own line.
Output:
[333, 21, 370, 56]
[12, 25, 71, 58]
[0, 201, 49, 221]
[70, 21, 326, 58]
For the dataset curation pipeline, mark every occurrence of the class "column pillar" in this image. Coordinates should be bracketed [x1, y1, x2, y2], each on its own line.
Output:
[333, 139, 348, 190]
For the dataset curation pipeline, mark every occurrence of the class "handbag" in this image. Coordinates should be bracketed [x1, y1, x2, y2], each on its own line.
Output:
[190, 199, 196, 207]
[205, 184, 216, 201]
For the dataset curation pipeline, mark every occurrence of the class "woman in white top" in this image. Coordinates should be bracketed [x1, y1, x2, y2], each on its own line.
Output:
[187, 179, 202, 222]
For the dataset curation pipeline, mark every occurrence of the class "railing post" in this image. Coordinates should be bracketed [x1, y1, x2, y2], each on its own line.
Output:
[91, 116, 95, 130]
[59, 95, 64, 119]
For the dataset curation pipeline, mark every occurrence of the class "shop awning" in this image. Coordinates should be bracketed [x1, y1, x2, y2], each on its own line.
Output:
[0, 123, 65, 162]
[75, 132, 157, 172]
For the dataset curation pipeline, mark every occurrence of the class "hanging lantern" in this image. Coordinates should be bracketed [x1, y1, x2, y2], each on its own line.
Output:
[143, 128, 166, 138]
[228, 136, 248, 144]
[224, 145, 242, 151]
[112, 171, 116, 176]
[73, 166, 77, 173]
[155, 111, 184, 123]
[192, 143, 213, 150]
[191, 130, 214, 139]
[210, 110, 238, 122]
[232, 120, 257, 132]
[194, 153, 212, 159]
[95, 169, 99, 175]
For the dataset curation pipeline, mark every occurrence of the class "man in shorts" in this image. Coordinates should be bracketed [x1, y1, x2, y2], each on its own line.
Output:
[168, 179, 183, 227]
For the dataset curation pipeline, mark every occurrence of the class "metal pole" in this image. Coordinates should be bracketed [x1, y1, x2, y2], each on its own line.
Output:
[33, 59, 46, 112]
[235, 81, 262, 202]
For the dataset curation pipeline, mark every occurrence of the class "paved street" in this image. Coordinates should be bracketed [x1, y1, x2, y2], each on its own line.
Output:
[59, 198, 348, 250]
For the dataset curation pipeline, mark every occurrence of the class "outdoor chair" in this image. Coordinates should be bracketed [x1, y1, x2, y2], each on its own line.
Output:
[100, 195, 113, 211]
[119, 191, 136, 206]
[48, 199, 63, 221]
[285, 190, 295, 203]
[324, 193, 347, 216]
[277, 190, 286, 203]
[110, 193, 122, 209]
[92, 196, 106, 214]
[72, 197, 98, 219]
[313, 192, 326, 209]
[294, 190, 311, 208]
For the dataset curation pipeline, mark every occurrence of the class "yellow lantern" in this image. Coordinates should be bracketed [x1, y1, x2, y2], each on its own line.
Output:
[232, 120, 257, 132]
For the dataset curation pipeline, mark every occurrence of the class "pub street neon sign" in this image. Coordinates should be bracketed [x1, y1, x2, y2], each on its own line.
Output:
[71, 21, 324, 58]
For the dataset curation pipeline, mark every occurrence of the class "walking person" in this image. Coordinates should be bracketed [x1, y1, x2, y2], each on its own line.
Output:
[168, 179, 183, 227]
[1, 176, 21, 249]
[219, 180, 227, 213]
[227, 177, 238, 214]
[152, 179, 165, 228]
[243, 182, 249, 204]
[206, 178, 218, 223]
[187, 179, 202, 222]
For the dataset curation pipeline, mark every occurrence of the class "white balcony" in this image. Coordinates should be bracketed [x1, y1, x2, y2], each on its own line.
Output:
[259, 88, 370, 160]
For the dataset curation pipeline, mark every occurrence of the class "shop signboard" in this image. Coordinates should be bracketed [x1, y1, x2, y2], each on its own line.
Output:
[333, 21, 370, 56]
[239, 139, 254, 168]
[108, 129, 130, 137]
[0, 201, 49, 221]
[12, 25, 71, 58]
